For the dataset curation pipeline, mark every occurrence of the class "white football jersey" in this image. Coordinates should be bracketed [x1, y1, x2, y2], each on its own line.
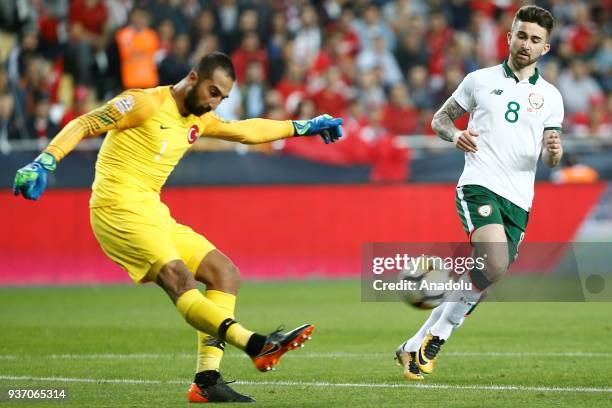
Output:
[453, 60, 564, 211]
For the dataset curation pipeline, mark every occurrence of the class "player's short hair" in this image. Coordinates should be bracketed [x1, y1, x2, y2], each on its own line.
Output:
[512, 5, 554, 37]
[194, 52, 236, 82]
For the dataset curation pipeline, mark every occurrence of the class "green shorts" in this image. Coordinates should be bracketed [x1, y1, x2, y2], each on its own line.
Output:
[455, 184, 529, 260]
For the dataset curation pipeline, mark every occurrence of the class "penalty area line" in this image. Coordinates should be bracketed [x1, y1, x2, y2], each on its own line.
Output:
[0, 376, 610, 394]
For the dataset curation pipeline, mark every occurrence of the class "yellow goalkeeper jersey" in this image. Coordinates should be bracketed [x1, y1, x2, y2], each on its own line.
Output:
[44, 86, 295, 208]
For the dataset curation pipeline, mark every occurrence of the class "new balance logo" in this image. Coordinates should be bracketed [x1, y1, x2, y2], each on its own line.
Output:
[490, 89, 503, 95]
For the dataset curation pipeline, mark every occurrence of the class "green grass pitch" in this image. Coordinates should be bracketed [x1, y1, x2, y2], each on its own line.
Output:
[1, 280, 611, 407]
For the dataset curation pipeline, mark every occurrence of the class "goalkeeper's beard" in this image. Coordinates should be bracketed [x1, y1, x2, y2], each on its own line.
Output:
[185, 86, 212, 116]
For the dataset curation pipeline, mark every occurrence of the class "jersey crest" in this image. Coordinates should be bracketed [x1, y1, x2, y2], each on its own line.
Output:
[528, 93, 544, 110]
[477, 205, 492, 217]
[187, 125, 199, 144]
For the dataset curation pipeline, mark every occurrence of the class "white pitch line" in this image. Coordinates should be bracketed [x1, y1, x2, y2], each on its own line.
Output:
[268, 351, 612, 358]
[0, 375, 610, 394]
[235, 380, 612, 394]
[0, 375, 161, 385]
[1, 351, 611, 360]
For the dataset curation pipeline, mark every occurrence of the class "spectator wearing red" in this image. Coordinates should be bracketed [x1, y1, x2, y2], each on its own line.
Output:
[69, 0, 108, 38]
[275, 61, 307, 113]
[283, 98, 373, 171]
[115, 8, 161, 89]
[66, 0, 109, 85]
[60, 86, 90, 128]
[426, 11, 453, 76]
[231, 30, 269, 84]
[328, 8, 360, 58]
[495, 11, 513, 61]
[343, 98, 371, 139]
[36, 2, 65, 60]
[382, 83, 419, 136]
[468, 0, 496, 18]
[564, 3, 597, 56]
[309, 66, 349, 118]
[310, 31, 345, 77]
[227, 8, 264, 56]
[360, 107, 410, 182]
[570, 98, 611, 138]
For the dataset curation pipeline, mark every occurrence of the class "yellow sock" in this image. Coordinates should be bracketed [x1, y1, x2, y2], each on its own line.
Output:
[176, 289, 253, 349]
[196, 290, 236, 372]
[225, 321, 254, 350]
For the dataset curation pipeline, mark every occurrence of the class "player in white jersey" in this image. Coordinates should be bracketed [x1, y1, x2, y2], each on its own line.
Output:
[395, 5, 564, 380]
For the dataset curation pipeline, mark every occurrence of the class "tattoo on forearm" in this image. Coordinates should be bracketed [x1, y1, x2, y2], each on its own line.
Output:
[431, 98, 466, 142]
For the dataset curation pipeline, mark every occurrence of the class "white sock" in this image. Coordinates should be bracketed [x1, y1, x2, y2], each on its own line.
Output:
[429, 273, 482, 341]
[401, 303, 445, 352]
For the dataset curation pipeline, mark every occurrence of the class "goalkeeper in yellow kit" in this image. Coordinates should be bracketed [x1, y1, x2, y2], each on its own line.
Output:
[13, 52, 343, 403]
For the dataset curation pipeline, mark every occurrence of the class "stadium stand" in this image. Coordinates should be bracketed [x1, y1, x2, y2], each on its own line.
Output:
[0, 0, 610, 183]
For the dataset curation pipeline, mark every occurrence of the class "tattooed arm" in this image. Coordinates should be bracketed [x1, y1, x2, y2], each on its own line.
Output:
[431, 97, 466, 142]
[431, 97, 478, 153]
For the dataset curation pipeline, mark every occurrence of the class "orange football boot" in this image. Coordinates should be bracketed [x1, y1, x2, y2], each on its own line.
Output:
[187, 372, 255, 403]
[251, 324, 315, 372]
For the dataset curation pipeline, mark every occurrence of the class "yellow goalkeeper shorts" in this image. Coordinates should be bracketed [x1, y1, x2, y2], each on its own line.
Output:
[90, 198, 215, 284]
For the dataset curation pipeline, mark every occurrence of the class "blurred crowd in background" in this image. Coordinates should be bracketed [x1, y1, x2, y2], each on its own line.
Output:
[0, 0, 610, 179]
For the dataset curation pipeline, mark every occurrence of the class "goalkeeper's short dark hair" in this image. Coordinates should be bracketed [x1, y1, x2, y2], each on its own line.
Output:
[194, 52, 236, 82]
[512, 5, 555, 37]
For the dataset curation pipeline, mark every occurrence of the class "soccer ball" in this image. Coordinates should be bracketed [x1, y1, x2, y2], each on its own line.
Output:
[398, 255, 451, 310]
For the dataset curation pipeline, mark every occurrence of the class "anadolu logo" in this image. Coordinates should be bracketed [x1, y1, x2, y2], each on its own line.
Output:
[187, 125, 199, 144]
